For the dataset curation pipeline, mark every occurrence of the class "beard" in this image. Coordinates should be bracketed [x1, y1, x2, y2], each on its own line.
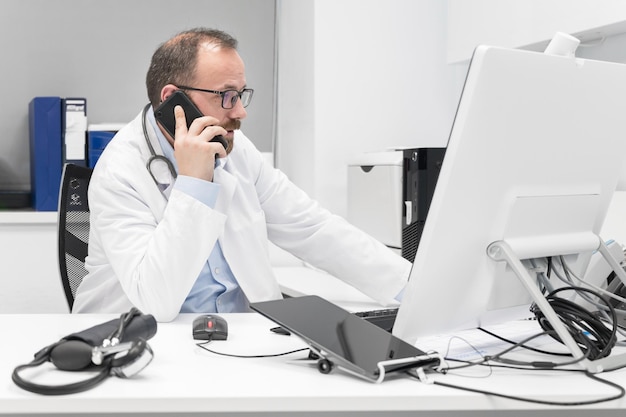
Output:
[221, 119, 241, 154]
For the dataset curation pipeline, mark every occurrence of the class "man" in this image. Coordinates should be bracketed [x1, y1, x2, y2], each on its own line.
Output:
[72, 28, 410, 322]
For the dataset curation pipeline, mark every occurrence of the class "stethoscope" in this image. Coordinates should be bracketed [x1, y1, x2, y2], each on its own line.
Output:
[141, 103, 177, 187]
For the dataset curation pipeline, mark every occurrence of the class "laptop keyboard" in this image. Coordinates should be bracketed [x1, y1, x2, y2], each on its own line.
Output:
[354, 307, 399, 332]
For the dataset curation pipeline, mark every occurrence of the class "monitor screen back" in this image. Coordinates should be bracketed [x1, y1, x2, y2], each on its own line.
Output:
[393, 45, 626, 344]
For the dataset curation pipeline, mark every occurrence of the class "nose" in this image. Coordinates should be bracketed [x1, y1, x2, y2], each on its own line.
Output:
[227, 98, 247, 120]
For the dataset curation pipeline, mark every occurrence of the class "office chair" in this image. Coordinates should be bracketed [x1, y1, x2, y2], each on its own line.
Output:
[57, 163, 93, 310]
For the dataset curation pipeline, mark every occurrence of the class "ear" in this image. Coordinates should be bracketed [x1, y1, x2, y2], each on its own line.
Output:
[160, 84, 179, 103]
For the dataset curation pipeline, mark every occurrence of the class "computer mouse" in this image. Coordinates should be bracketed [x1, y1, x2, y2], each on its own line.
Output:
[192, 314, 228, 341]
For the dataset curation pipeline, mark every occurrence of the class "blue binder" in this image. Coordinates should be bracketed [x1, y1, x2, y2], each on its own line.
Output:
[29, 97, 63, 211]
[88, 130, 115, 168]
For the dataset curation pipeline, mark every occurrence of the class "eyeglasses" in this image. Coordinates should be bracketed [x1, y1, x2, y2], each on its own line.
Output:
[176, 85, 254, 109]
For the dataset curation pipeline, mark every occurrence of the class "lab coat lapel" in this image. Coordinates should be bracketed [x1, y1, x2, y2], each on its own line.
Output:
[212, 160, 282, 303]
[213, 163, 236, 214]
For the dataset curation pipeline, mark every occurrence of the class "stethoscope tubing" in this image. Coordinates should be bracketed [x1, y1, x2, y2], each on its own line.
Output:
[142, 103, 177, 186]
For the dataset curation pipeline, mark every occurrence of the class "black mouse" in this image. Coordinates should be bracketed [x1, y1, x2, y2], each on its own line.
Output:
[192, 314, 228, 341]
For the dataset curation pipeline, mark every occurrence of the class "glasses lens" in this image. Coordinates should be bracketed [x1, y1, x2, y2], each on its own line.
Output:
[220, 90, 235, 109]
[241, 89, 253, 108]
[221, 89, 254, 109]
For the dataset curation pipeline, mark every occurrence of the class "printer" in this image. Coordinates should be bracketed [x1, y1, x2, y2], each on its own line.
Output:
[347, 147, 445, 262]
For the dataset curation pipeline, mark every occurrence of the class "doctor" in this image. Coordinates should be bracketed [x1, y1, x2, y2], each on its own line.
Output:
[72, 28, 410, 322]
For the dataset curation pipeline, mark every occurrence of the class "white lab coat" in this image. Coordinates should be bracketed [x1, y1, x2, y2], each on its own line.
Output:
[72, 110, 410, 321]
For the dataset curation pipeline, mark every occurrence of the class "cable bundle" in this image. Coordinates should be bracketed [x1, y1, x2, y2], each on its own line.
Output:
[532, 286, 618, 361]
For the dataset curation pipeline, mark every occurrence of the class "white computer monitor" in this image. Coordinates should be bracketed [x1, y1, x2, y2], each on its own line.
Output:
[392, 43, 626, 370]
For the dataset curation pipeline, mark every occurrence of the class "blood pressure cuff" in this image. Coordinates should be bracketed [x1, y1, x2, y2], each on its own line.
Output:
[48, 313, 158, 371]
[12, 309, 157, 395]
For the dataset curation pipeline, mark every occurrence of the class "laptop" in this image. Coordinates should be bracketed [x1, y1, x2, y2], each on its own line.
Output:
[250, 295, 440, 383]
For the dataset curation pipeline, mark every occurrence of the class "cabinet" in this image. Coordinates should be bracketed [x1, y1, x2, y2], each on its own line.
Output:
[0, 212, 68, 313]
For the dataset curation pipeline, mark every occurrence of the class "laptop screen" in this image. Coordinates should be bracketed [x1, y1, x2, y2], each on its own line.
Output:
[251, 295, 439, 382]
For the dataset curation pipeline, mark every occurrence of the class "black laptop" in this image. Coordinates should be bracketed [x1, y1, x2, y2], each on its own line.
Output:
[250, 295, 440, 383]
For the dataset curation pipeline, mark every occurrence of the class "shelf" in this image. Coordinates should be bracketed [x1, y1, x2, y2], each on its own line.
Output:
[0, 211, 57, 225]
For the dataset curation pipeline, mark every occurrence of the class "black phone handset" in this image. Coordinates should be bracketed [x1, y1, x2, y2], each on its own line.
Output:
[209, 135, 228, 153]
[154, 90, 227, 155]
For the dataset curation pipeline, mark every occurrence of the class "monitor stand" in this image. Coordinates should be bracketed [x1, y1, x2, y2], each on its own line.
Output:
[487, 238, 626, 373]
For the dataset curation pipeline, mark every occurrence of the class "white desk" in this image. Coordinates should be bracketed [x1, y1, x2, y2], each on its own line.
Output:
[2, 313, 626, 416]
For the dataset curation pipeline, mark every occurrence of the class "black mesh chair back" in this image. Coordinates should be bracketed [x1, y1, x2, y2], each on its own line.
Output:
[57, 163, 93, 310]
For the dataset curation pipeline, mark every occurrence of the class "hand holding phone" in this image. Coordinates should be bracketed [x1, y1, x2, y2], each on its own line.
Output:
[154, 90, 226, 153]
[209, 135, 228, 151]
[154, 91, 227, 181]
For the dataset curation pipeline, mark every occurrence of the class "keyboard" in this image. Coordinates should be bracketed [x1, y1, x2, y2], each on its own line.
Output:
[354, 307, 398, 332]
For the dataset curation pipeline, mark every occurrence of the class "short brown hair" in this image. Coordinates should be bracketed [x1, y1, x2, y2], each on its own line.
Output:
[146, 28, 238, 108]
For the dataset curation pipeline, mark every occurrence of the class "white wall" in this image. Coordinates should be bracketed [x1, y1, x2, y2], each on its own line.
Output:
[447, 0, 626, 63]
[274, 0, 316, 196]
[276, 0, 461, 217]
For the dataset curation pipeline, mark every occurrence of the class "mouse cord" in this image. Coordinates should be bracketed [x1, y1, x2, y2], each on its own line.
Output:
[196, 340, 309, 358]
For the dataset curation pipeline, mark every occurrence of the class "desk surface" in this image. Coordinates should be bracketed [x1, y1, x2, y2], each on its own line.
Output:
[2, 313, 626, 416]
